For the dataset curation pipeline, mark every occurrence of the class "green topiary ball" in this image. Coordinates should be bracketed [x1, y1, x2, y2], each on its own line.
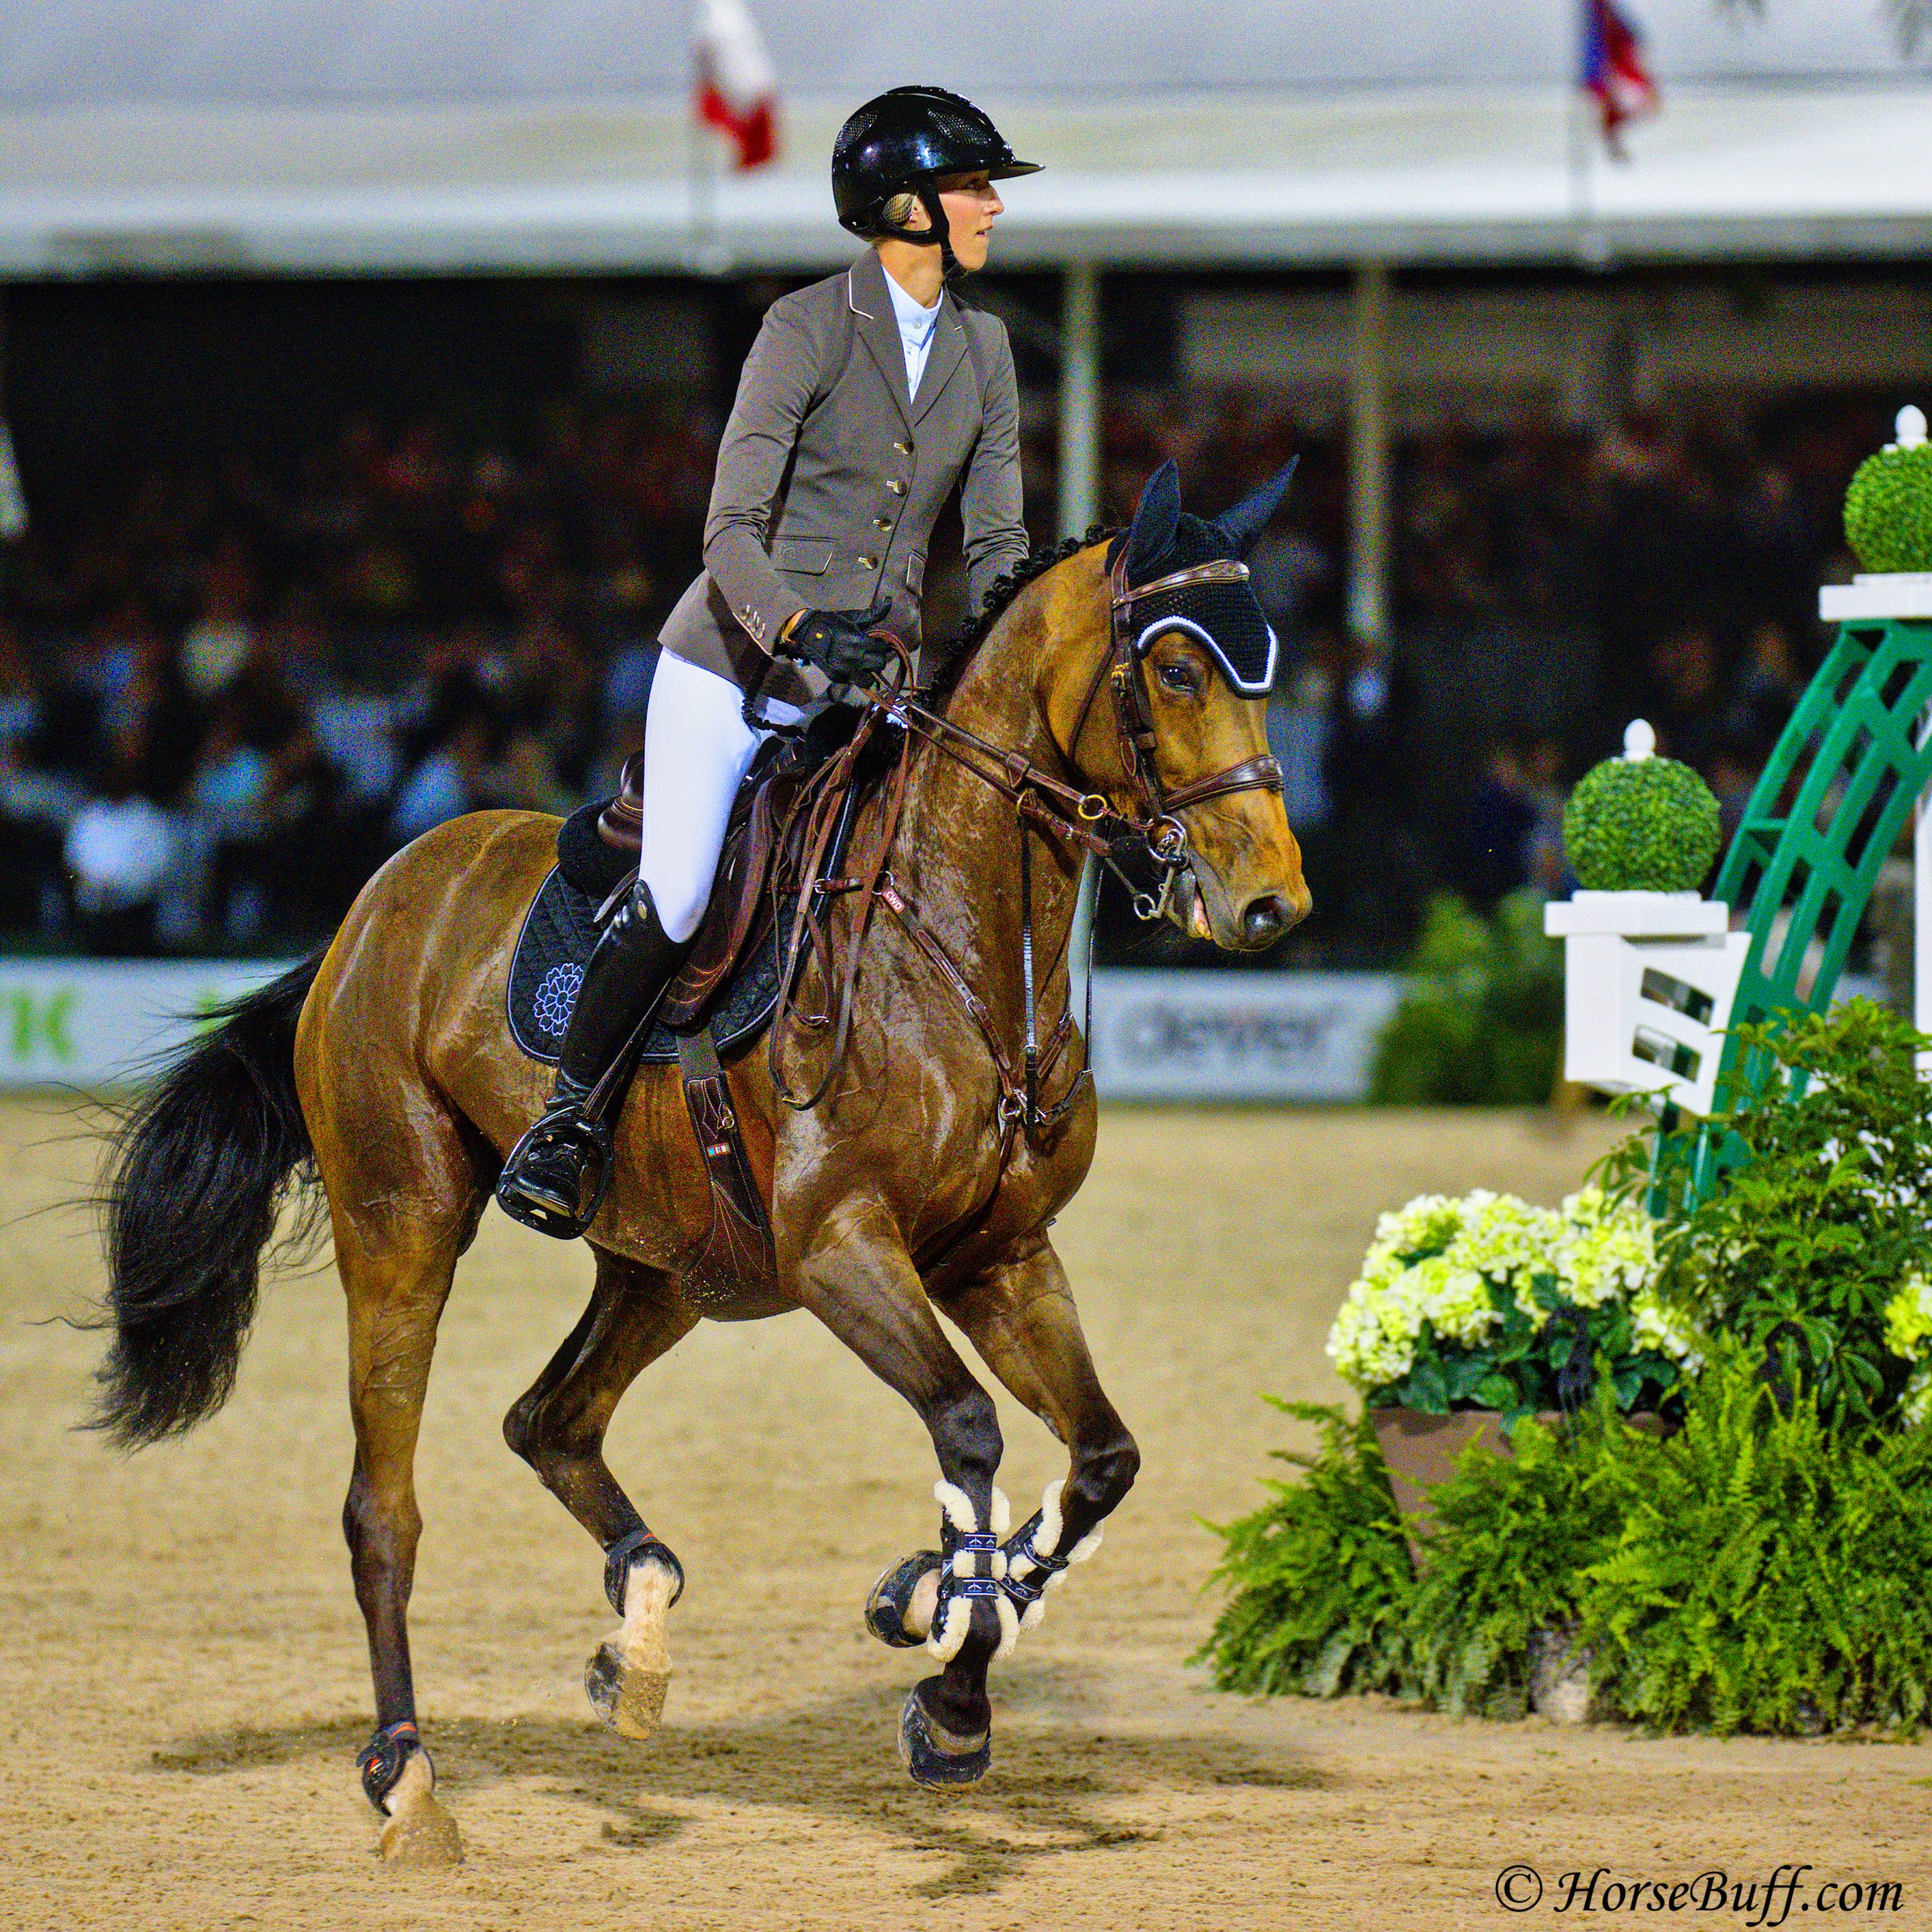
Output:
[1844, 408, 1932, 574]
[1564, 752, 1721, 894]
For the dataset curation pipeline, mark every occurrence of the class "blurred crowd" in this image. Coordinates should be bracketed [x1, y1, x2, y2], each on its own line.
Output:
[0, 381, 1882, 961]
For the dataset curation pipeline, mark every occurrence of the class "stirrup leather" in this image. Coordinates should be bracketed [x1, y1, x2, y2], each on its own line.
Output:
[497, 1098, 617, 1238]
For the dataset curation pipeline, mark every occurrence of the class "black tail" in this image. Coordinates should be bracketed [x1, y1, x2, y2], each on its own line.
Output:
[92, 953, 325, 1448]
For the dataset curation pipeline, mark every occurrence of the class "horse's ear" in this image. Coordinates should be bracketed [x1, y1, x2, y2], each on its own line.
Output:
[1123, 460, 1183, 578]
[1211, 457, 1300, 558]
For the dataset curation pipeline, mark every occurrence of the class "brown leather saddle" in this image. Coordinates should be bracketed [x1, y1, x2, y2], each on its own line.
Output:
[586, 738, 867, 1306]
[594, 745, 804, 1034]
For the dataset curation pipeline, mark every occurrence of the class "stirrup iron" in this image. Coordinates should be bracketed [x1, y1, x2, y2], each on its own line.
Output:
[497, 1097, 617, 1238]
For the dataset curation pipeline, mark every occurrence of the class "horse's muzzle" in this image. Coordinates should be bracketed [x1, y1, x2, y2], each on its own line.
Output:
[1240, 889, 1309, 949]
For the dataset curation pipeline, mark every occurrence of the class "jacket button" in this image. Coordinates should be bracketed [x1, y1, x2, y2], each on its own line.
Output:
[893, 439, 913, 456]
[885, 478, 906, 496]
[873, 516, 892, 531]
[857, 555, 878, 571]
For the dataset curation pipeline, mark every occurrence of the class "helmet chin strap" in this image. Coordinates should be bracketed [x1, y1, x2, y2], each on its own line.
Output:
[917, 183, 961, 280]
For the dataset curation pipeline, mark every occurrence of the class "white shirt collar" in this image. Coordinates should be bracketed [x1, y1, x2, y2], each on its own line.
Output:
[882, 268, 940, 350]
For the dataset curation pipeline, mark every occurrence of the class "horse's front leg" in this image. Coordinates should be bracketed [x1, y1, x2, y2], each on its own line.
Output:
[929, 1232, 1140, 1650]
[789, 1197, 1008, 1788]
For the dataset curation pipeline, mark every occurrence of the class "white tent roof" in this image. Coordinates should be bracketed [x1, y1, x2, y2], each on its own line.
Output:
[2, 0, 1927, 273]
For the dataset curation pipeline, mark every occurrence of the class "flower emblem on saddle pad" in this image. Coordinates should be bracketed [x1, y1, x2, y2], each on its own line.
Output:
[533, 963, 583, 1038]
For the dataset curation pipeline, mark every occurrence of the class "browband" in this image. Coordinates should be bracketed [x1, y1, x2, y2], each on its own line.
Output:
[1111, 558, 1251, 609]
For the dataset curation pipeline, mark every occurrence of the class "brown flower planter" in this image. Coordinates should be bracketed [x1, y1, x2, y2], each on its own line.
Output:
[1369, 1406, 1666, 1573]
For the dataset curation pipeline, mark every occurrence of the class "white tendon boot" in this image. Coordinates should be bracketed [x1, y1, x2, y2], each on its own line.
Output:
[926, 1481, 1011, 1663]
[993, 1478, 1103, 1660]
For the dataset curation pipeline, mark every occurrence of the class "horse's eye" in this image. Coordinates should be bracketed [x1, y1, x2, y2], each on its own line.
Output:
[1157, 660, 1200, 695]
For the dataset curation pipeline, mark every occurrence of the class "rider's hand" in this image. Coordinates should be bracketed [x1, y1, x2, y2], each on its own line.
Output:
[780, 599, 894, 688]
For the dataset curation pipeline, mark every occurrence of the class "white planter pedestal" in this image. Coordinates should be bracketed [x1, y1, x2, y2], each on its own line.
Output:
[1543, 892, 1749, 1116]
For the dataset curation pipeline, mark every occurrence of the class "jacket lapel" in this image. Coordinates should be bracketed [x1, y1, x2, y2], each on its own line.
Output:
[847, 251, 915, 433]
[911, 292, 968, 424]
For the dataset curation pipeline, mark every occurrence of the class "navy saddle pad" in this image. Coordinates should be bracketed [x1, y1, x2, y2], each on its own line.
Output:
[505, 860, 789, 1069]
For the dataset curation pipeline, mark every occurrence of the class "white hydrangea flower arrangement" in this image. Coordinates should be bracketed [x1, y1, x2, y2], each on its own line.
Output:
[1327, 1186, 1697, 1430]
[1883, 1273, 1932, 1426]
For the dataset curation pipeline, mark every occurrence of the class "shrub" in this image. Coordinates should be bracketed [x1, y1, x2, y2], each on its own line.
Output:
[1562, 755, 1721, 894]
[1200, 1356, 1932, 1736]
[1844, 429, 1932, 574]
[1403, 1398, 1627, 1718]
[1583, 1343, 1932, 1735]
[1610, 1001, 1932, 1429]
[1368, 890, 1561, 1105]
[1325, 1186, 1694, 1432]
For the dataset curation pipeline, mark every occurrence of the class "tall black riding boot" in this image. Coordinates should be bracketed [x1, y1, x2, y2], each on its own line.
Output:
[497, 880, 688, 1237]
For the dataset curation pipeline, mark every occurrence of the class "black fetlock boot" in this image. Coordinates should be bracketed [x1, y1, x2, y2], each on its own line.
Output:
[497, 880, 688, 1237]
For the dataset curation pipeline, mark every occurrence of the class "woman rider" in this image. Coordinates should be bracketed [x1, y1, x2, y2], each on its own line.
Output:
[498, 85, 1039, 1234]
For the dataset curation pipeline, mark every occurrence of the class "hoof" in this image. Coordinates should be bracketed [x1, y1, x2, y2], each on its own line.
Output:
[898, 1684, 991, 1789]
[585, 1641, 672, 1740]
[586, 1552, 678, 1741]
[866, 1550, 943, 1648]
[375, 1754, 463, 1867]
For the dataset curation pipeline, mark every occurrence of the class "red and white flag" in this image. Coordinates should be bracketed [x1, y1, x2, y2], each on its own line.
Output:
[694, 0, 778, 171]
[1581, 0, 1659, 157]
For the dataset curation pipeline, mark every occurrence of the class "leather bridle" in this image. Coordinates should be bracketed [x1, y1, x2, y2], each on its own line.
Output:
[764, 546, 1287, 1154]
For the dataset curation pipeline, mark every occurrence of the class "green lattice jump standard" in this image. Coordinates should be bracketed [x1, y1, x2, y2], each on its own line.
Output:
[1650, 615, 1932, 1214]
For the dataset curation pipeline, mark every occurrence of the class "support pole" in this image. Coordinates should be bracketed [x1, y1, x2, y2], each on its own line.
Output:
[1918, 711, 1932, 1075]
[1058, 262, 1100, 540]
[1060, 261, 1104, 1000]
[1346, 262, 1390, 644]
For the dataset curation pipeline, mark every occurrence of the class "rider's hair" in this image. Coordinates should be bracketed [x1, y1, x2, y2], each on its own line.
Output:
[881, 191, 918, 228]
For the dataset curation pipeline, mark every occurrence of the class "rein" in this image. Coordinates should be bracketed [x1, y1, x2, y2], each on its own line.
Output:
[764, 549, 1286, 1158]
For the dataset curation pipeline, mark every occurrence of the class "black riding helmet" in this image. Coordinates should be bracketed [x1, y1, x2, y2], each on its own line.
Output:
[832, 86, 1040, 275]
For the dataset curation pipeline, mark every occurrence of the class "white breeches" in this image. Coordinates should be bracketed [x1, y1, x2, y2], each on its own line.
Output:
[641, 651, 802, 944]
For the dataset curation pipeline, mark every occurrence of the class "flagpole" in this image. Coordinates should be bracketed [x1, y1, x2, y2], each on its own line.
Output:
[688, 2, 721, 272]
[1571, 2, 1611, 270]
[699, 72, 722, 263]
[1569, 86, 1601, 268]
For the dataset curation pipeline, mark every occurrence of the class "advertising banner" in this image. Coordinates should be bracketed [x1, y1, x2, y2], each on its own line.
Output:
[1087, 968, 1401, 1103]
[0, 958, 1404, 1103]
[0, 958, 291, 1088]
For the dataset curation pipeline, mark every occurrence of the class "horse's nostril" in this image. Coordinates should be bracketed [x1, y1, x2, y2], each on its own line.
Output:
[1242, 895, 1291, 946]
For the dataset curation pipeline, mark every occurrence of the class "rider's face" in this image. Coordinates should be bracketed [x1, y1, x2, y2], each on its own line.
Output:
[908, 171, 1004, 271]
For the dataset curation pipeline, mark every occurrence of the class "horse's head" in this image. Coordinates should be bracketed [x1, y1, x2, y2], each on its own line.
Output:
[1046, 460, 1312, 951]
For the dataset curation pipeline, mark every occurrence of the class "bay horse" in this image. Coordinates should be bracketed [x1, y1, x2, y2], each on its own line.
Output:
[93, 460, 1309, 1862]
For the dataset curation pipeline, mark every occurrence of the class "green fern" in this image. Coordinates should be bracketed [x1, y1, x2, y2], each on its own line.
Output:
[1194, 1400, 1417, 1697]
[1401, 1388, 1629, 1716]
[1583, 1343, 1932, 1735]
[1201, 1360, 1932, 1736]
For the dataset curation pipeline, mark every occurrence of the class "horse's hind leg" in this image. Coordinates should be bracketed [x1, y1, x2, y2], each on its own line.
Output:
[318, 1103, 481, 1866]
[502, 1247, 697, 1740]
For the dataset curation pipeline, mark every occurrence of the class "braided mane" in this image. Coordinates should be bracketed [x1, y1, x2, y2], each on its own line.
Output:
[916, 524, 1119, 708]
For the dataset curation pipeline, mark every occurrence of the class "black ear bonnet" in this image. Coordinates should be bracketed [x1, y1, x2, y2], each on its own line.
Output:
[1106, 458, 1298, 698]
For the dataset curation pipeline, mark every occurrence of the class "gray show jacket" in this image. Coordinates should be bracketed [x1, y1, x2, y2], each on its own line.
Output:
[659, 248, 1029, 706]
